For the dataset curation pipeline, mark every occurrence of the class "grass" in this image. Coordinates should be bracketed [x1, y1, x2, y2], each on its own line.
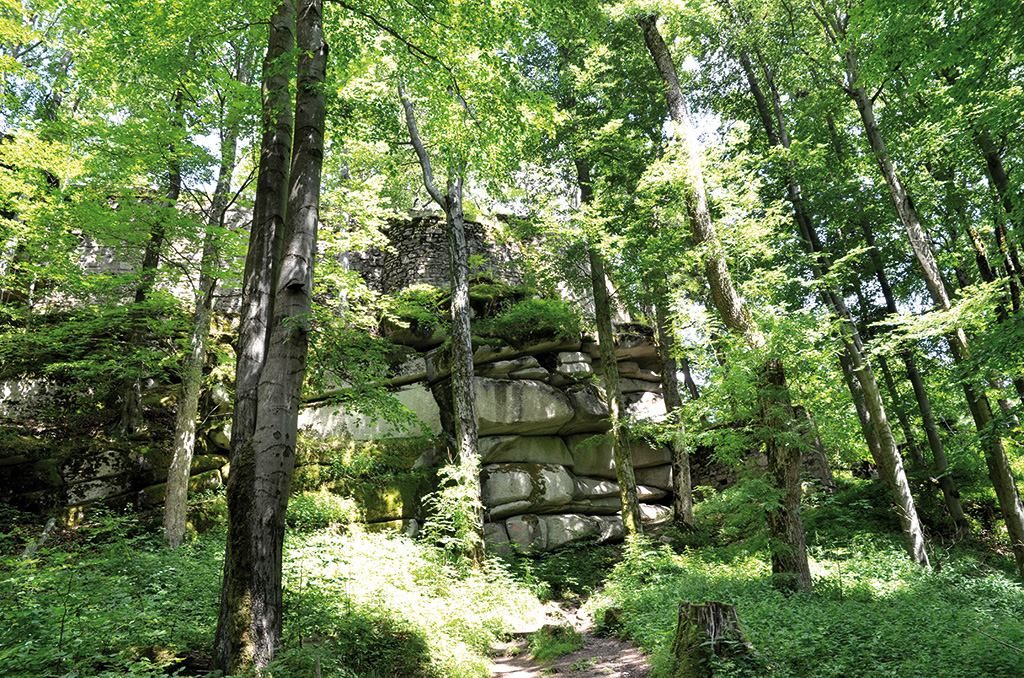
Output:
[4, 478, 1024, 677]
[528, 624, 584, 662]
[0, 510, 540, 678]
[587, 536, 1024, 677]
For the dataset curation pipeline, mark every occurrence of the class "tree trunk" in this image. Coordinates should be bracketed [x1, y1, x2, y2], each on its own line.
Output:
[591, 246, 644, 537]
[735, 45, 930, 565]
[164, 54, 250, 550]
[213, 0, 316, 672]
[444, 172, 486, 565]
[655, 281, 694, 528]
[575, 158, 643, 537]
[848, 74, 1024, 578]
[399, 87, 485, 564]
[670, 602, 757, 678]
[639, 13, 809, 588]
[859, 206, 969, 535]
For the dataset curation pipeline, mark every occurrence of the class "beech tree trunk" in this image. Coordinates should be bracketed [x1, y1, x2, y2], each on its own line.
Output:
[213, 0, 327, 672]
[164, 57, 248, 548]
[575, 158, 643, 537]
[734, 44, 930, 565]
[655, 281, 694, 528]
[639, 13, 810, 589]
[858, 182, 969, 535]
[848, 71, 1024, 579]
[400, 88, 485, 564]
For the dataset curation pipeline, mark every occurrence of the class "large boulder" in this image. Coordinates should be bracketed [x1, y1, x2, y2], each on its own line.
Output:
[559, 383, 612, 435]
[499, 513, 626, 553]
[566, 436, 670, 478]
[635, 464, 673, 490]
[566, 434, 616, 480]
[479, 435, 573, 467]
[481, 462, 575, 519]
[474, 377, 574, 436]
[298, 383, 442, 440]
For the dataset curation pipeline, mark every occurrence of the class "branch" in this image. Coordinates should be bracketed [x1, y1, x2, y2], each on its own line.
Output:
[329, 0, 465, 98]
[398, 85, 446, 208]
[969, 626, 1024, 656]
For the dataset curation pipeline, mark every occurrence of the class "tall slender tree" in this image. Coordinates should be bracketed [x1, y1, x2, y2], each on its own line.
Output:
[638, 12, 811, 590]
[214, 0, 327, 670]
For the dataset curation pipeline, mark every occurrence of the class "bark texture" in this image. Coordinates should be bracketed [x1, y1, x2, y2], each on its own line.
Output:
[654, 282, 694, 527]
[735, 46, 929, 567]
[847, 58, 1024, 578]
[639, 13, 810, 588]
[213, 0, 326, 671]
[671, 601, 756, 678]
[164, 69, 247, 548]
[575, 158, 643, 537]
[400, 88, 485, 564]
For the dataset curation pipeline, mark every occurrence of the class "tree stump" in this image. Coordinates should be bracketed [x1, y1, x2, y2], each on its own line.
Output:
[671, 601, 756, 678]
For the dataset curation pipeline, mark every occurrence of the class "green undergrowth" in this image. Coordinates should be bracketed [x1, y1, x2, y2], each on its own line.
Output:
[588, 536, 1024, 678]
[528, 624, 584, 662]
[0, 508, 540, 678]
[497, 537, 621, 601]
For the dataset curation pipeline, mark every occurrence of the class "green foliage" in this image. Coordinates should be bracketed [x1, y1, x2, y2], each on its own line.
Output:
[528, 624, 584, 662]
[286, 491, 360, 531]
[421, 459, 484, 561]
[282, 531, 540, 678]
[0, 295, 187, 403]
[589, 535, 1024, 678]
[498, 538, 620, 601]
[801, 478, 904, 546]
[1, 510, 540, 678]
[0, 509, 222, 678]
[475, 297, 585, 348]
[381, 284, 448, 336]
[691, 475, 783, 552]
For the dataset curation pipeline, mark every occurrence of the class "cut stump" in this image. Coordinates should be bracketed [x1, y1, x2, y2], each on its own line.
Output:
[671, 601, 756, 678]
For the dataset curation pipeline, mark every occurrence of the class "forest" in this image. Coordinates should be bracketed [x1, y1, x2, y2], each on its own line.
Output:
[1, 0, 1024, 676]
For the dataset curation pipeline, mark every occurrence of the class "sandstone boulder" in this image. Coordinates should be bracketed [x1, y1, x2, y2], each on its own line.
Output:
[559, 383, 612, 435]
[298, 383, 442, 440]
[481, 463, 575, 519]
[478, 435, 573, 467]
[474, 377, 574, 436]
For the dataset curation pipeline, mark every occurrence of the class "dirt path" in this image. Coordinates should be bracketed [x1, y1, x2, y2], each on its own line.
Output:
[489, 601, 651, 678]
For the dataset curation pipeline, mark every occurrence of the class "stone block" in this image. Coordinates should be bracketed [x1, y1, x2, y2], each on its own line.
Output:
[298, 383, 442, 440]
[572, 476, 619, 500]
[477, 356, 541, 378]
[635, 464, 673, 490]
[481, 463, 575, 517]
[479, 435, 573, 467]
[559, 383, 611, 435]
[474, 377, 574, 436]
[620, 378, 663, 394]
[632, 441, 672, 469]
[626, 391, 667, 422]
[566, 434, 616, 480]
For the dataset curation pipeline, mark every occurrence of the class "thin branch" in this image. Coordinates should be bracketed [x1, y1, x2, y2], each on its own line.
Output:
[329, 0, 465, 98]
[969, 626, 1024, 656]
[398, 84, 446, 208]
[402, 0, 452, 31]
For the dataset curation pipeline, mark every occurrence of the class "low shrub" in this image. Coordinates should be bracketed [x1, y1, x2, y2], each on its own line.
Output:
[529, 624, 584, 662]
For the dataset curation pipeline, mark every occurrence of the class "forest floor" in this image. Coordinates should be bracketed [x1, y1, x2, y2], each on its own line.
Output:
[489, 598, 651, 678]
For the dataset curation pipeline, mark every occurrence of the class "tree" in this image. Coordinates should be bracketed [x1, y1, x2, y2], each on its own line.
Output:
[637, 12, 811, 590]
[400, 86, 486, 563]
[214, 0, 327, 670]
[164, 43, 256, 549]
